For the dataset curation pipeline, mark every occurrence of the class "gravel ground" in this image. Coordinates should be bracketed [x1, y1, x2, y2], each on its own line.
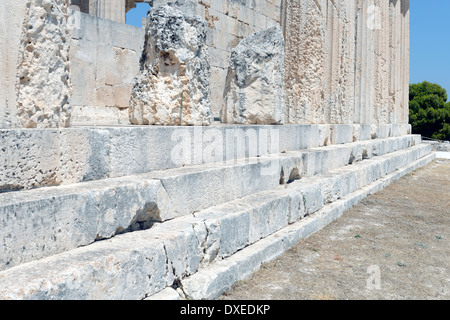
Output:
[220, 158, 450, 300]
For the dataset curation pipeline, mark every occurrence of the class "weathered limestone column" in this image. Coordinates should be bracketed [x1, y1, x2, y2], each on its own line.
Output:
[0, 0, 26, 128]
[387, 0, 410, 125]
[221, 25, 287, 125]
[282, 0, 325, 124]
[0, 0, 72, 129]
[129, 6, 212, 126]
[97, 0, 125, 23]
[354, 0, 376, 125]
[399, 0, 410, 124]
[373, 0, 391, 124]
[322, 0, 356, 125]
[354, 0, 410, 125]
[283, 0, 356, 125]
[89, 0, 98, 15]
[282, 0, 410, 127]
[391, 0, 410, 123]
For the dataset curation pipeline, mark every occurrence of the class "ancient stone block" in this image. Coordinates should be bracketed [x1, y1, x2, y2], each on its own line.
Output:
[129, 5, 212, 126]
[16, 0, 72, 128]
[0, 0, 72, 129]
[221, 25, 287, 125]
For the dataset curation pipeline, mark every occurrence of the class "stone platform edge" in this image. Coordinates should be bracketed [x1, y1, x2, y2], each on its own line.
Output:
[1, 123, 411, 192]
[169, 152, 437, 300]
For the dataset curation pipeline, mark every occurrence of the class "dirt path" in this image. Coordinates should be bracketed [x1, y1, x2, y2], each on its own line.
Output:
[220, 159, 450, 300]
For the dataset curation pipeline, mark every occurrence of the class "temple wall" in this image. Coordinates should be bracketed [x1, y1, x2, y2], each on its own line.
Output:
[68, 12, 144, 125]
[0, 0, 411, 128]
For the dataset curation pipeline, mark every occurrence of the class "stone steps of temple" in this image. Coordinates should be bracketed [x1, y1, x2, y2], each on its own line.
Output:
[0, 143, 434, 300]
[0, 135, 421, 272]
[178, 151, 437, 300]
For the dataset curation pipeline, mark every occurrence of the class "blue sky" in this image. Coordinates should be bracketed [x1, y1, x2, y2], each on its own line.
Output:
[126, 3, 150, 28]
[126, 2, 450, 101]
[410, 1, 450, 101]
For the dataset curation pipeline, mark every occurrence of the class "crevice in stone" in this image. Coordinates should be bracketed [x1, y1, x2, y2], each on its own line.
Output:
[93, 201, 163, 244]
[287, 167, 301, 184]
[362, 149, 369, 159]
[348, 152, 356, 165]
[162, 243, 172, 285]
[117, 201, 162, 236]
[172, 279, 188, 299]
[196, 219, 220, 267]
[279, 168, 285, 185]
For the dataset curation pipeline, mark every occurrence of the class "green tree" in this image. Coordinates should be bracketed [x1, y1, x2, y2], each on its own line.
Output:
[409, 81, 450, 141]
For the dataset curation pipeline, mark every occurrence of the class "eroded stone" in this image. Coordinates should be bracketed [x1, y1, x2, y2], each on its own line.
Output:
[16, 0, 72, 128]
[129, 5, 212, 126]
[221, 25, 286, 125]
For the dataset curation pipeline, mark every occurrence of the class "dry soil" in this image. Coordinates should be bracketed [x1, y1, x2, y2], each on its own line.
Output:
[220, 159, 450, 300]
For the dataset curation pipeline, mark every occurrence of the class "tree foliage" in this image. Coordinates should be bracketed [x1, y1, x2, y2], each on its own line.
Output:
[409, 81, 450, 141]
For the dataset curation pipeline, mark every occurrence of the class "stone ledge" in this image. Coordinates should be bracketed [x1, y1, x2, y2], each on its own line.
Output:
[0, 123, 412, 192]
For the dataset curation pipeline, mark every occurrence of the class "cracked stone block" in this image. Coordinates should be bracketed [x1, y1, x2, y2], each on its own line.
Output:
[0, 178, 171, 272]
[221, 25, 287, 125]
[129, 5, 212, 126]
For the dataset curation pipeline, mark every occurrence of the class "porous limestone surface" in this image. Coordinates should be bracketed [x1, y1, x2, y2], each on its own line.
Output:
[0, 144, 433, 299]
[151, 0, 283, 116]
[0, 134, 423, 272]
[0, 1, 26, 129]
[0, 0, 72, 129]
[16, 0, 72, 128]
[129, 6, 212, 126]
[283, 0, 355, 124]
[221, 25, 286, 125]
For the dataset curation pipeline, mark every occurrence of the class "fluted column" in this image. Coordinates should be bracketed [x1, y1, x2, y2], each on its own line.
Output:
[400, 0, 410, 124]
[97, 0, 126, 23]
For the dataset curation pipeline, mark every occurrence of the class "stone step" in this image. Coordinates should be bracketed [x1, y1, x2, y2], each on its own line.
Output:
[179, 151, 437, 300]
[0, 135, 421, 271]
[0, 123, 412, 192]
[0, 144, 433, 300]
